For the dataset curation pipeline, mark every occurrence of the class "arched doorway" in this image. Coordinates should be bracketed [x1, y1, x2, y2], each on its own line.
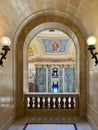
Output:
[27, 29, 77, 94]
[14, 11, 87, 119]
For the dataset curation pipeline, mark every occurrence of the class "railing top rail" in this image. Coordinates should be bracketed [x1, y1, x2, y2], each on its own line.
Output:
[24, 92, 79, 97]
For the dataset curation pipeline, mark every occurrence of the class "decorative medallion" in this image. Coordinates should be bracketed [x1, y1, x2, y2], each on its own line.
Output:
[50, 41, 60, 52]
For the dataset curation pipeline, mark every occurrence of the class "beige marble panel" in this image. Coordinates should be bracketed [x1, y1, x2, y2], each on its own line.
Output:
[0, 106, 16, 130]
[87, 105, 98, 130]
[87, 44, 98, 129]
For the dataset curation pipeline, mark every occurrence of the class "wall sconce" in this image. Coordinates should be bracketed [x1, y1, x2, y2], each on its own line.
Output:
[87, 35, 98, 66]
[0, 37, 11, 66]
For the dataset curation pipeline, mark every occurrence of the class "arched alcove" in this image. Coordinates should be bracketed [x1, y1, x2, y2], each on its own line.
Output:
[13, 11, 87, 119]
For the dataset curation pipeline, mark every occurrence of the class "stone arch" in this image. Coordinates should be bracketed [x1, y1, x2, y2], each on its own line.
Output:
[14, 10, 87, 119]
[23, 22, 78, 93]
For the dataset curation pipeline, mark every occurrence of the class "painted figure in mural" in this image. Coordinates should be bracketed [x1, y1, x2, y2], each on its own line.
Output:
[50, 41, 60, 52]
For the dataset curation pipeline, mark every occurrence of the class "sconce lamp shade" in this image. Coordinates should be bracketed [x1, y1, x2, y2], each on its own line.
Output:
[87, 36, 97, 46]
[87, 35, 98, 66]
[0, 36, 11, 66]
[1, 37, 11, 46]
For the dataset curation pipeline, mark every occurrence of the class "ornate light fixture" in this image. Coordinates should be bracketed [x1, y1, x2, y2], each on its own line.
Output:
[0, 37, 11, 66]
[87, 35, 98, 66]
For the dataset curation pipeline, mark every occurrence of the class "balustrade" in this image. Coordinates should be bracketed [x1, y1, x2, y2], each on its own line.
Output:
[24, 93, 79, 110]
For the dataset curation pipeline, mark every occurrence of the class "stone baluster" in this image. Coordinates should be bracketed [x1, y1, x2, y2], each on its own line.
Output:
[70, 97, 75, 109]
[50, 97, 53, 109]
[27, 97, 29, 108]
[53, 97, 56, 108]
[63, 97, 66, 108]
[65, 97, 69, 109]
[55, 97, 59, 109]
[58, 97, 61, 109]
[42, 97, 45, 108]
[35, 97, 38, 108]
[39, 97, 43, 109]
[37, 97, 40, 108]
[44, 97, 48, 109]
[47, 97, 50, 109]
[60, 97, 64, 109]
[32, 97, 35, 108]
[29, 97, 33, 108]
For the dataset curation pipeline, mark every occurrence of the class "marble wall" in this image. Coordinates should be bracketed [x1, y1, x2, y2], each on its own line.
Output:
[0, 47, 16, 129]
[87, 56, 98, 130]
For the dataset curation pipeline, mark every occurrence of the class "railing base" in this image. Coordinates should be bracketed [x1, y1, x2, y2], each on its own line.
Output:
[24, 109, 79, 118]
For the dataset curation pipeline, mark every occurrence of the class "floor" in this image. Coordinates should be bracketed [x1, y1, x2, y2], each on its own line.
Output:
[8, 117, 92, 130]
[25, 124, 77, 130]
